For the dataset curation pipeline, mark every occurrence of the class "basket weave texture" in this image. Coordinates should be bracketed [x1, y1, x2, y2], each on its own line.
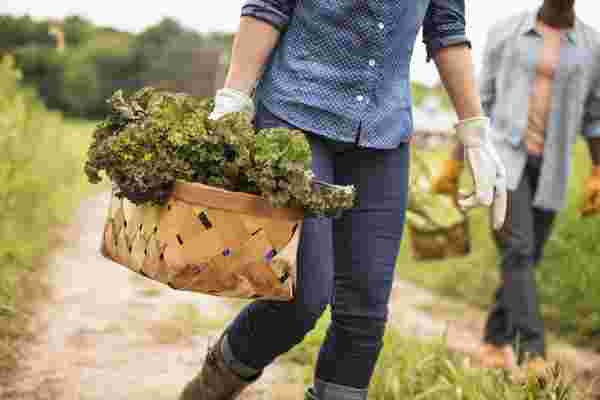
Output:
[409, 221, 470, 260]
[100, 181, 303, 301]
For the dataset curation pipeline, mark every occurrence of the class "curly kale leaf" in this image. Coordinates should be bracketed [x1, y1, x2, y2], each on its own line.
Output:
[250, 128, 355, 216]
[85, 87, 356, 215]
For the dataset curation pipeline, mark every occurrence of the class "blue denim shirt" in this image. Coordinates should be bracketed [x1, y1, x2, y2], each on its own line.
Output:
[242, 0, 470, 149]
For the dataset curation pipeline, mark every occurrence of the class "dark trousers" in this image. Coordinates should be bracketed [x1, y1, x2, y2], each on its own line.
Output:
[225, 103, 410, 389]
[484, 155, 556, 360]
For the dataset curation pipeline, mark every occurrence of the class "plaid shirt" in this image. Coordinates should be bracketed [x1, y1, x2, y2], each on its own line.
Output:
[242, 0, 470, 149]
[481, 11, 600, 210]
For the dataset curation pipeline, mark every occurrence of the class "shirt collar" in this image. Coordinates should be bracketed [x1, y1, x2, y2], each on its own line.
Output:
[520, 9, 577, 45]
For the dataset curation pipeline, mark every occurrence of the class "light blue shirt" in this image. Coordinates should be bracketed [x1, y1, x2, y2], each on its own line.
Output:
[481, 11, 600, 210]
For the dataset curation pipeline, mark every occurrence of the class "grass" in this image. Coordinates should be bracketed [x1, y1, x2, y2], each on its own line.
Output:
[397, 140, 600, 351]
[0, 117, 98, 373]
[0, 56, 99, 374]
[284, 311, 588, 399]
[147, 303, 230, 345]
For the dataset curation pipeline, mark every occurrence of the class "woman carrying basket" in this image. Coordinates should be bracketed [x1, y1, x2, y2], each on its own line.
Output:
[180, 1, 507, 399]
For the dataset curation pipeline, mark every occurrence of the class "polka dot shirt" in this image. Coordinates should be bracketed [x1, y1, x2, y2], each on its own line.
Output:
[242, 0, 471, 149]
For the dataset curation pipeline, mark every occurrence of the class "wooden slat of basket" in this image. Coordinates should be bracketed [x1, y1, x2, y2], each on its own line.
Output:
[142, 235, 169, 281]
[129, 231, 146, 272]
[271, 224, 301, 280]
[239, 214, 292, 251]
[206, 209, 253, 252]
[139, 205, 161, 241]
[172, 181, 304, 221]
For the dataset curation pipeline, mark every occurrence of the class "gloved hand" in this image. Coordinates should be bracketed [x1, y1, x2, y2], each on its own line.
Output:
[455, 117, 507, 230]
[581, 166, 600, 217]
[431, 159, 464, 196]
[209, 88, 255, 121]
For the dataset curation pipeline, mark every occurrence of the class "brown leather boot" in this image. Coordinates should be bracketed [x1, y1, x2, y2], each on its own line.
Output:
[179, 336, 258, 400]
[510, 356, 553, 383]
[478, 343, 517, 370]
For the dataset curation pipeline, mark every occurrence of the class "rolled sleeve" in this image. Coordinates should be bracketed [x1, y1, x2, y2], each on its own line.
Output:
[583, 75, 600, 138]
[422, 0, 471, 62]
[241, 0, 297, 31]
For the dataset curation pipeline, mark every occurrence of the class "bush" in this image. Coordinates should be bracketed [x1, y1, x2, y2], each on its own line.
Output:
[13, 44, 67, 110]
[9, 16, 230, 118]
[0, 55, 94, 370]
[14, 40, 138, 119]
[61, 15, 95, 47]
[0, 14, 54, 51]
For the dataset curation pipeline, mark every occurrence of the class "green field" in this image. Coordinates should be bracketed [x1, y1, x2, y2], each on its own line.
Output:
[0, 56, 97, 372]
[397, 141, 600, 351]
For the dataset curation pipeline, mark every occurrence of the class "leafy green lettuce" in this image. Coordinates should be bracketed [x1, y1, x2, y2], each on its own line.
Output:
[85, 87, 356, 216]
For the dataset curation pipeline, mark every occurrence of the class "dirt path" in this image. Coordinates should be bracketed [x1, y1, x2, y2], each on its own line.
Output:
[3, 192, 600, 399]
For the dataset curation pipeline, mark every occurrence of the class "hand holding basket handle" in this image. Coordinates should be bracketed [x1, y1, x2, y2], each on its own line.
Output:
[432, 118, 507, 231]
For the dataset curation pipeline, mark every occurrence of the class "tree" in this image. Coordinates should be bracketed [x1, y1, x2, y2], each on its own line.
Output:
[0, 14, 53, 51]
[62, 15, 94, 47]
[13, 45, 66, 110]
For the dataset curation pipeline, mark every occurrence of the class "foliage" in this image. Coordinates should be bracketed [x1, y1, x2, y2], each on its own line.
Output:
[85, 87, 356, 216]
[61, 15, 95, 47]
[62, 43, 138, 117]
[13, 45, 67, 110]
[0, 14, 95, 51]
[284, 311, 583, 399]
[398, 142, 600, 351]
[131, 18, 229, 99]
[5, 14, 233, 119]
[130, 17, 189, 75]
[0, 55, 95, 371]
[0, 14, 54, 51]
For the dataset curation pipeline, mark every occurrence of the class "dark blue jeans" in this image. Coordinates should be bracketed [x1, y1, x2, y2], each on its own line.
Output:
[225, 103, 410, 389]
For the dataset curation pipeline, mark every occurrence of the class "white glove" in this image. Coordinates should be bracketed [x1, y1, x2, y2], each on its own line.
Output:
[209, 88, 255, 121]
[455, 117, 507, 230]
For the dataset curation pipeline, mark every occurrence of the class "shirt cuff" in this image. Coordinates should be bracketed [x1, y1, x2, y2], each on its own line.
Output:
[242, 2, 291, 31]
[425, 35, 472, 62]
[583, 122, 600, 139]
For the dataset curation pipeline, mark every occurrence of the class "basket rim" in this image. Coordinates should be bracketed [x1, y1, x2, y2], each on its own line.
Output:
[408, 220, 469, 235]
[171, 180, 304, 221]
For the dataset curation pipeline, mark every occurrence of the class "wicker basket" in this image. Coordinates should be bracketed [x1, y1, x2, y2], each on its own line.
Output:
[100, 181, 303, 301]
[409, 219, 471, 261]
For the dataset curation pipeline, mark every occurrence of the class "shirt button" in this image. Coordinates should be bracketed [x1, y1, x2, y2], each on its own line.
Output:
[356, 95, 365, 102]
[368, 59, 376, 67]
[378, 22, 385, 30]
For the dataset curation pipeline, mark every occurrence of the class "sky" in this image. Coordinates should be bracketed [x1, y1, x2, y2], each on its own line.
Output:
[3, 1, 600, 86]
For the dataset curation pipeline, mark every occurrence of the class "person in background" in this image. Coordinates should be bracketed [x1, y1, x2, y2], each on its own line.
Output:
[432, 0, 600, 375]
[180, 1, 507, 400]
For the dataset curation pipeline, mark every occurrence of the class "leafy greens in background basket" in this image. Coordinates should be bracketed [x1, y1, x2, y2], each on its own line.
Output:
[85, 87, 356, 217]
